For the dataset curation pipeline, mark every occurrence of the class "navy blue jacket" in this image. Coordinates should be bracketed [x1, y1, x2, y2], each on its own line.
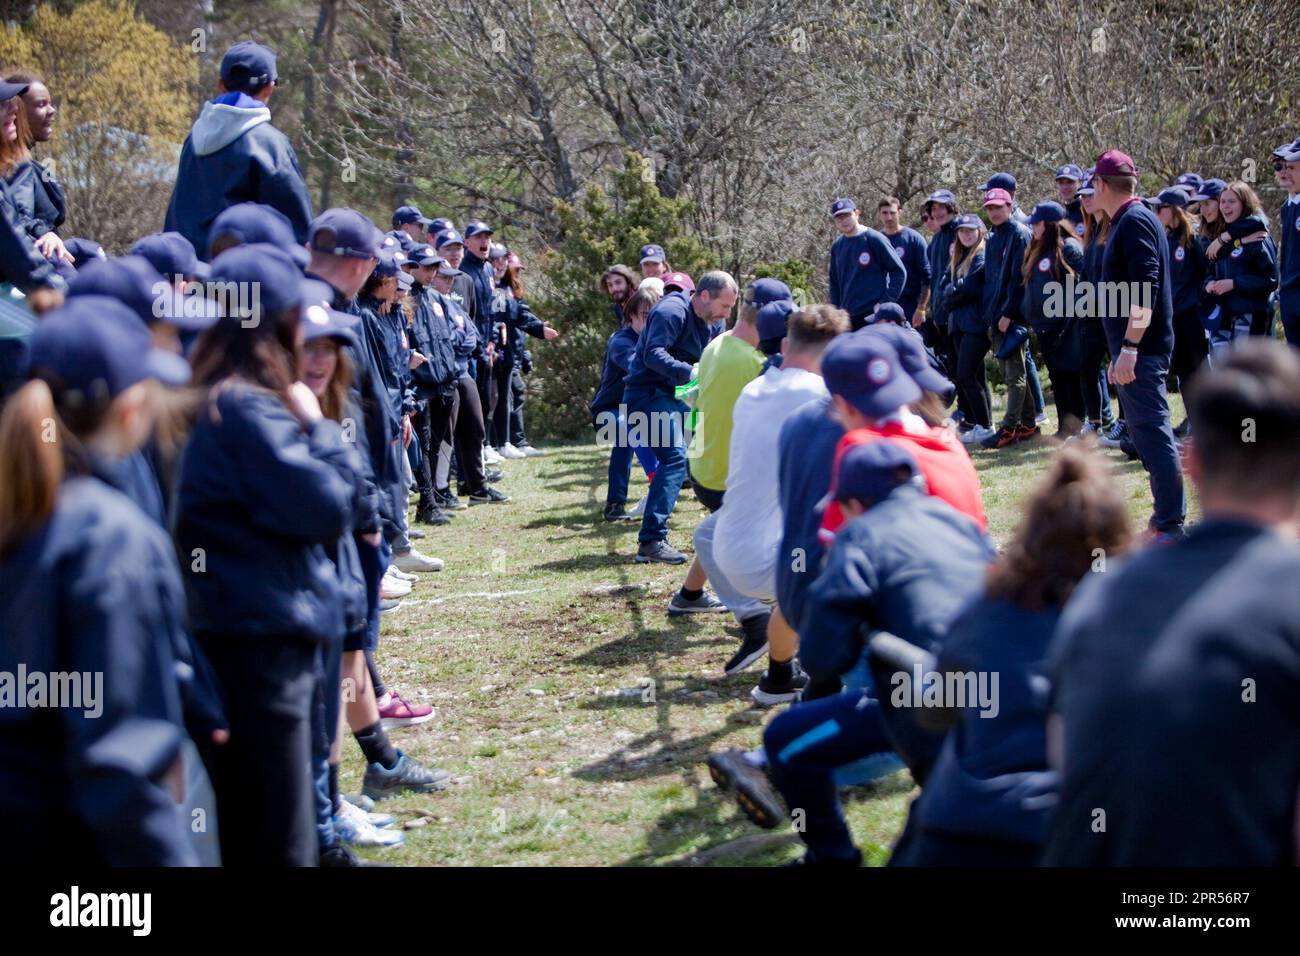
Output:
[493, 285, 546, 368]
[622, 290, 720, 402]
[175, 383, 357, 641]
[799, 484, 995, 696]
[1021, 238, 1083, 330]
[1167, 232, 1209, 316]
[0, 476, 195, 865]
[828, 227, 907, 321]
[886, 226, 931, 316]
[777, 396, 844, 631]
[460, 251, 495, 346]
[164, 93, 313, 260]
[913, 596, 1059, 847]
[591, 325, 638, 422]
[940, 248, 987, 335]
[0, 178, 61, 292]
[980, 218, 1031, 328]
[1100, 200, 1175, 358]
[926, 221, 957, 330]
[1209, 227, 1278, 318]
[5, 159, 64, 238]
[446, 292, 478, 377]
[1064, 198, 1084, 236]
[1281, 198, 1300, 302]
[409, 284, 459, 393]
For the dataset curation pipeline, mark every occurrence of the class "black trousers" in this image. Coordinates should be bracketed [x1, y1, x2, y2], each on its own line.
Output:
[476, 357, 498, 447]
[414, 387, 456, 505]
[927, 322, 968, 421]
[1170, 308, 1209, 402]
[453, 373, 487, 495]
[198, 634, 319, 867]
[1079, 321, 1114, 425]
[491, 357, 513, 449]
[1037, 326, 1087, 435]
[509, 366, 527, 446]
[952, 328, 992, 428]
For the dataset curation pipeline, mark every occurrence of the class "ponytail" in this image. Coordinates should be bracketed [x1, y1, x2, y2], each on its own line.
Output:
[0, 380, 64, 558]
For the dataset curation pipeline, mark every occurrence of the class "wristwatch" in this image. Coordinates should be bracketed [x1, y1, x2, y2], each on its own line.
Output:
[1122, 337, 1141, 350]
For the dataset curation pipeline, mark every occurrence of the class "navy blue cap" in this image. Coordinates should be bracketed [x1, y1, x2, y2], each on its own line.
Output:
[1076, 172, 1096, 196]
[1054, 164, 1084, 182]
[392, 205, 428, 228]
[131, 232, 210, 281]
[220, 41, 278, 94]
[433, 228, 463, 250]
[463, 219, 493, 239]
[953, 213, 983, 230]
[978, 172, 1017, 193]
[408, 244, 442, 267]
[299, 281, 360, 346]
[821, 333, 921, 419]
[209, 244, 308, 323]
[924, 189, 957, 208]
[373, 234, 408, 277]
[210, 202, 309, 267]
[1028, 201, 1067, 225]
[755, 299, 795, 341]
[27, 296, 191, 401]
[1175, 171, 1204, 190]
[1149, 187, 1189, 209]
[489, 242, 509, 260]
[309, 208, 383, 259]
[863, 323, 954, 397]
[830, 197, 856, 217]
[1273, 139, 1300, 162]
[832, 440, 920, 505]
[396, 270, 414, 291]
[866, 302, 908, 326]
[67, 256, 169, 328]
[1191, 178, 1227, 202]
[64, 237, 106, 270]
[749, 277, 792, 307]
[436, 261, 459, 279]
[428, 217, 455, 235]
[639, 243, 666, 264]
[0, 80, 29, 101]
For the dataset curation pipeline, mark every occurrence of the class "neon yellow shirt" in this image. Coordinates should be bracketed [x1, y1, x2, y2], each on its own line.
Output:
[687, 332, 764, 491]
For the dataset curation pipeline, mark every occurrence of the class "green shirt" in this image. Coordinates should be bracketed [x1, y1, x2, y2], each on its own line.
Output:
[687, 332, 764, 491]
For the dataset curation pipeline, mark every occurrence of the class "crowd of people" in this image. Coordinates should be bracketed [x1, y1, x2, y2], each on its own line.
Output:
[2, 38, 1299, 868]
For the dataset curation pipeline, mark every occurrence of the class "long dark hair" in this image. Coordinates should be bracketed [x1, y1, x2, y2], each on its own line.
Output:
[1023, 220, 1078, 282]
[984, 444, 1132, 611]
[187, 307, 301, 408]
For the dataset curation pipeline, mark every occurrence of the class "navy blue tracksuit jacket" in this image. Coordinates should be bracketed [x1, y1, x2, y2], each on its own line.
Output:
[980, 218, 1031, 329]
[622, 290, 720, 403]
[828, 227, 907, 323]
[164, 92, 313, 260]
[886, 226, 931, 318]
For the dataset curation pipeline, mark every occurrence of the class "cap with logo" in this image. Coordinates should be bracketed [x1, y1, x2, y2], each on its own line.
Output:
[866, 302, 908, 326]
[831, 440, 921, 506]
[308, 208, 384, 259]
[830, 197, 857, 218]
[1054, 164, 1084, 182]
[489, 242, 509, 260]
[661, 271, 694, 294]
[463, 220, 494, 239]
[408, 244, 443, 268]
[924, 189, 958, 210]
[821, 333, 921, 419]
[1148, 187, 1189, 209]
[220, 41, 278, 94]
[392, 205, 428, 228]
[1028, 201, 1067, 225]
[1191, 178, 1227, 202]
[427, 218, 455, 235]
[27, 296, 191, 401]
[433, 229, 464, 250]
[639, 243, 666, 264]
[982, 188, 1013, 208]
[863, 323, 954, 399]
[952, 213, 983, 231]
[299, 279, 361, 347]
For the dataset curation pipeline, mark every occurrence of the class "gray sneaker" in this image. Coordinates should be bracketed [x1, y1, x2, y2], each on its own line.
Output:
[667, 589, 728, 616]
[635, 540, 687, 565]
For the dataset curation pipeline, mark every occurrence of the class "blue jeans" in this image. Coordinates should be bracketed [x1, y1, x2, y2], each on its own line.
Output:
[311, 640, 343, 851]
[597, 417, 660, 507]
[1117, 354, 1186, 534]
[1210, 312, 1255, 355]
[625, 391, 690, 544]
[764, 687, 893, 863]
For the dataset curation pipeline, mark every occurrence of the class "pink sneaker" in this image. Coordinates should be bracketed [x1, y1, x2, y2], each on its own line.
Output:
[378, 691, 434, 729]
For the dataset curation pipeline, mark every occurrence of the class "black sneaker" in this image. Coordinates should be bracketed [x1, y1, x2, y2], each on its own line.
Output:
[468, 486, 510, 505]
[705, 749, 785, 829]
[436, 489, 467, 511]
[362, 750, 452, 800]
[484, 469, 505, 483]
[603, 502, 628, 522]
[408, 528, 426, 539]
[416, 502, 451, 525]
[751, 662, 809, 707]
[667, 589, 728, 616]
[980, 426, 1020, 450]
[635, 540, 687, 565]
[1118, 436, 1141, 461]
[723, 614, 770, 674]
[320, 844, 366, 867]
[1173, 418, 1191, 439]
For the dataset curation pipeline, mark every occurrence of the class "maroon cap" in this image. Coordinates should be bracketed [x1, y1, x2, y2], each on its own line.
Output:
[1094, 149, 1138, 177]
[982, 188, 1013, 207]
[662, 271, 695, 293]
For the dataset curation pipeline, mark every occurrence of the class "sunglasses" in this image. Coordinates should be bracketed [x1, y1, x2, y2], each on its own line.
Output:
[1273, 160, 1286, 171]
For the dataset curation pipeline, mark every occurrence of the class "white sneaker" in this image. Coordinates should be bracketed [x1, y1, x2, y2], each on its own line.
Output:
[627, 497, 647, 517]
[500, 443, 528, 460]
[963, 425, 996, 445]
[482, 445, 504, 465]
[380, 570, 412, 599]
[388, 567, 418, 583]
[335, 799, 405, 848]
[1035, 410, 1049, 425]
[393, 547, 444, 573]
[518, 444, 544, 457]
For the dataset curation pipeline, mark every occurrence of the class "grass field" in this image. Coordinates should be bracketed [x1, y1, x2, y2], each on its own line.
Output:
[341, 394, 1197, 866]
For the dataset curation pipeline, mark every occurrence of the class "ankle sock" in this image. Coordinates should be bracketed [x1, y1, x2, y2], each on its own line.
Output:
[354, 722, 398, 769]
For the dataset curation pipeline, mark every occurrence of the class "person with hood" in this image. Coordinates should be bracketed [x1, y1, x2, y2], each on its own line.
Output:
[164, 41, 313, 260]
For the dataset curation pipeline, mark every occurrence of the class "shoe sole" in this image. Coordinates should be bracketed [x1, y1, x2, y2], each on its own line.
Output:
[379, 712, 435, 730]
[468, 497, 510, 505]
[751, 685, 802, 707]
[705, 756, 783, 829]
[635, 554, 687, 565]
[363, 774, 451, 801]
[395, 564, 443, 574]
[724, 641, 770, 675]
[667, 602, 730, 617]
